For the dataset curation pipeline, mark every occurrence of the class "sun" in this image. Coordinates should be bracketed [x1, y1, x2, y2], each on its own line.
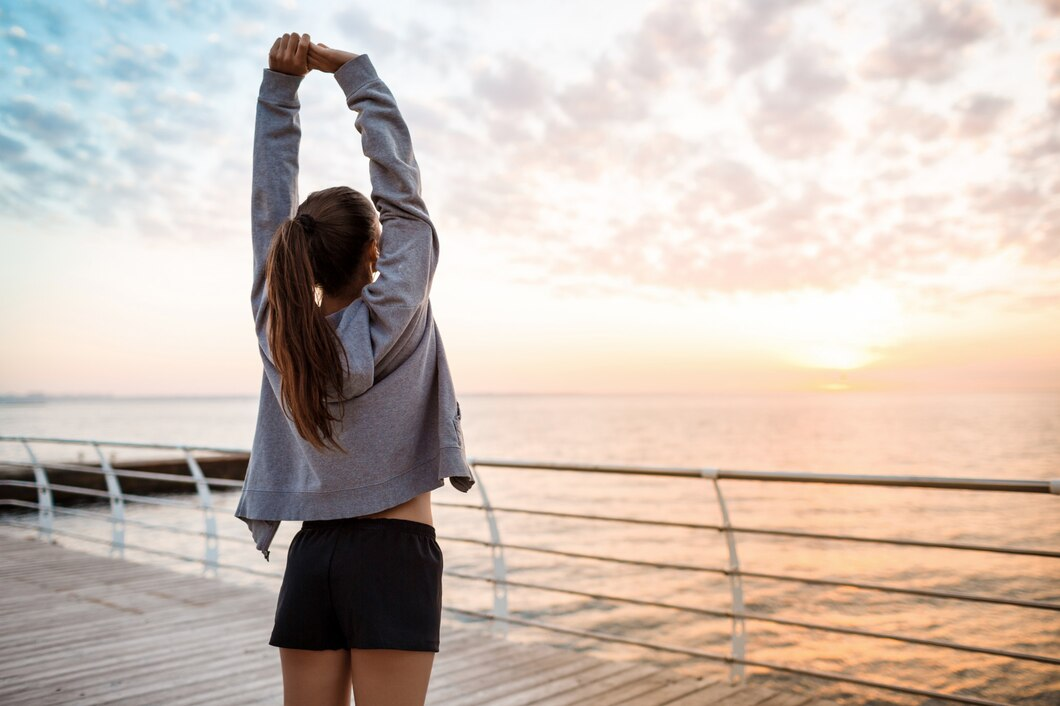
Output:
[797, 345, 879, 370]
[770, 282, 905, 375]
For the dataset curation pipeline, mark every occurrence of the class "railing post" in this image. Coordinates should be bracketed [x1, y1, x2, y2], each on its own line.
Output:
[20, 439, 54, 542]
[92, 443, 126, 559]
[470, 460, 509, 639]
[181, 447, 219, 578]
[703, 468, 746, 683]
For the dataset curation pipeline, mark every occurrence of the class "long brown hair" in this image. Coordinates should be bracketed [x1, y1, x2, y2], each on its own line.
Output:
[263, 186, 380, 452]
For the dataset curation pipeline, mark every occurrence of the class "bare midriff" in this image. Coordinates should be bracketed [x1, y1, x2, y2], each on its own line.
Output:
[355, 489, 434, 527]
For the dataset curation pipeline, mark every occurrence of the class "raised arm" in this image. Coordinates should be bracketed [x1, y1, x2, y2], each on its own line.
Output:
[328, 53, 440, 377]
[250, 34, 310, 337]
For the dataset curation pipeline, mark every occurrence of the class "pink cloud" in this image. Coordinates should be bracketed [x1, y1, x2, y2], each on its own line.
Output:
[859, 0, 996, 83]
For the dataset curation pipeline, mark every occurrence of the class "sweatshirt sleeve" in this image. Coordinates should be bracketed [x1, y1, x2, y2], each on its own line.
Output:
[331, 54, 439, 382]
[249, 68, 305, 341]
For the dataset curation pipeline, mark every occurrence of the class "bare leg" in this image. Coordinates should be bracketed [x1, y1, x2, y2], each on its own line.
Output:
[350, 648, 435, 706]
[279, 647, 352, 706]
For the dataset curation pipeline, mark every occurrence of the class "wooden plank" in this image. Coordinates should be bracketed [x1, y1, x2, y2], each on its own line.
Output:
[427, 648, 586, 702]
[427, 640, 562, 690]
[609, 677, 725, 705]
[0, 602, 265, 661]
[663, 682, 746, 704]
[3, 622, 269, 704]
[435, 652, 611, 706]
[161, 657, 284, 706]
[488, 659, 637, 706]
[0, 537, 835, 706]
[152, 627, 487, 706]
[752, 691, 818, 706]
[79, 645, 279, 706]
[538, 661, 662, 705]
[0, 612, 267, 679]
[586, 672, 703, 706]
[432, 634, 532, 674]
[710, 685, 781, 706]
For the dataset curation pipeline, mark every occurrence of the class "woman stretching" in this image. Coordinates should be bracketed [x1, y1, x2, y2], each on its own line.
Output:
[234, 32, 476, 706]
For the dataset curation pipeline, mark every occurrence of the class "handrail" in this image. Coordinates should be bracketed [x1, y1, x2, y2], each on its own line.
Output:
[1, 435, 249, 455]
[0, 434, 1054, 706]
[467, 457, 1059, 493]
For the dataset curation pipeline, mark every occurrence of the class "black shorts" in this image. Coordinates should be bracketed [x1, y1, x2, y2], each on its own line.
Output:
[268, 516, 443, 652]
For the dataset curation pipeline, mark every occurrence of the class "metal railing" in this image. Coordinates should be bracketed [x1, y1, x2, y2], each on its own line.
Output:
[0, 435, 1056, 706]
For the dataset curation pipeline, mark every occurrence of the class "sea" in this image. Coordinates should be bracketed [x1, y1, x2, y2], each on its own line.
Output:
[1, 391, 1057, 705]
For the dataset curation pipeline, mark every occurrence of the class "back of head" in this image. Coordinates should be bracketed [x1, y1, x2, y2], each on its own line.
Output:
[262, 185, 381, 452]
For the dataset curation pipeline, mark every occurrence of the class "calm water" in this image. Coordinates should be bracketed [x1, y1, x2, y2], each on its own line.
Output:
[1, 391, 1058, 705]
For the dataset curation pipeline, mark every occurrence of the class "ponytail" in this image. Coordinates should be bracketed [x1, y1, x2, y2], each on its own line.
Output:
[263, 216, 349, 453]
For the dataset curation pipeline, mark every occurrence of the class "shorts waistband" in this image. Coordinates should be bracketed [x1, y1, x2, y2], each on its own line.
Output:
[300, 516, 436, 538]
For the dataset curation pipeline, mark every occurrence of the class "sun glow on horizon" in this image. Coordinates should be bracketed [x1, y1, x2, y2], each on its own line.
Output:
[774, 282, 906, 372]
[711, 281, 908, 374]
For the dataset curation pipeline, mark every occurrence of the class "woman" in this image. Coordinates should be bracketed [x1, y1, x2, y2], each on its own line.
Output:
[234, 33, 476, 706]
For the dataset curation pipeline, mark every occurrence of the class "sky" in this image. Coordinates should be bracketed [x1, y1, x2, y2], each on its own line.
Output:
[1, 0, 1058, 396]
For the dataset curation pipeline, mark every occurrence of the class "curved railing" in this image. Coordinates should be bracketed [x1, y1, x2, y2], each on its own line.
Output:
[0, 435, 1055, 706]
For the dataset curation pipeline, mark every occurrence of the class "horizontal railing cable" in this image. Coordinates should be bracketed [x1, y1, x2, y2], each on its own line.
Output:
[441, 568, 1057, 665]
[432, 500, 1060, 558]
[0, 499, 249, 545]
[436, 534, 1060, 611]
[0, 459, 244, 488]
[0, 517, 282, 577]
[0, 480, 204, 509]
[2, 493, 1052, 612]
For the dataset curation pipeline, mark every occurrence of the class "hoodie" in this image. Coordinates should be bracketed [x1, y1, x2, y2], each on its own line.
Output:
[234, 53, 475, 561]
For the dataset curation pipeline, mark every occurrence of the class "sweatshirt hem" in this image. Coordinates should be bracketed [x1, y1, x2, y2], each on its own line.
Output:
[237, 467, 447, 520]
[234, 446, 474, 520]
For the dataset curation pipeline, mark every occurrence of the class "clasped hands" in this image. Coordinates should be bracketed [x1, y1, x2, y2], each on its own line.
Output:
[268, 32, 360, 76]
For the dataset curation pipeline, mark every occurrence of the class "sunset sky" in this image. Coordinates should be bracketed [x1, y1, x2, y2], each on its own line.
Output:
[1, 0, 1058, 396]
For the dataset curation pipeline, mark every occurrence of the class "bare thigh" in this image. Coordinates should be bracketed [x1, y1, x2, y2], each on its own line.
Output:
[350, 648, 436, 706]
[279, 647, 352, 706]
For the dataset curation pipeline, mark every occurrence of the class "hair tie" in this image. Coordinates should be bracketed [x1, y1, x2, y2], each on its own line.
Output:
[294, 213, 315, 233]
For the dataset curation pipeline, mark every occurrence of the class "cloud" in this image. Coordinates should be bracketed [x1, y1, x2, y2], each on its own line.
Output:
[0, 0, 252, 230]
[954, 92, 1013, 138]
[3, 0, 1057, 319]
[471, 55, 553, 112]
[746, 44, 848, 159]
[621, 0, 715, 85]
[724, 0, 810, 75]
[1048, 51, 1060, 117]
[863, 104, 948, 144]
[555, 0, 712, 125]
[860, 0, 997, 83]
[967, 183, 1055, 262]
[2, 95, 81, 144]
[2, 1, 71, 39]
[413, 0, 1052, 311]
[331, 5, 400, 56]
[0, 131, 27, 159]
[676, 159, 770, 217]
[1037, 0, 1060, 16]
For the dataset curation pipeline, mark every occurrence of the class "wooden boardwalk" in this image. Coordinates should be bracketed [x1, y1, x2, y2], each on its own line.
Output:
[0, 535, 833, 705]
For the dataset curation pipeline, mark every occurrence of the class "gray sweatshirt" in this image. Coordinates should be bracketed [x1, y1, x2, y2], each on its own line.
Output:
[234, 54, 475, 561]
